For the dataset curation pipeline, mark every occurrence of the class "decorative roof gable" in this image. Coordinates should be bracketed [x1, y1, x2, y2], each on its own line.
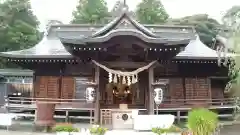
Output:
[92, 9, 156, 38]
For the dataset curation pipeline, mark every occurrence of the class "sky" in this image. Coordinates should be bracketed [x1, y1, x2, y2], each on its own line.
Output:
[30, 0, 240, 30]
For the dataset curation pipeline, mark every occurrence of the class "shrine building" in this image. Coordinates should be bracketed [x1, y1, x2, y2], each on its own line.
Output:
[0, 9, 233, 127]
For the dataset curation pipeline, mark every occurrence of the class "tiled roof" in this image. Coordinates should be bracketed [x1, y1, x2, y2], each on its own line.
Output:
[176, 35, 233, 59]
[0, 36, 72, 58]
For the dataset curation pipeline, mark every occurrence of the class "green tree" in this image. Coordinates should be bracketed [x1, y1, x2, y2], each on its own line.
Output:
[167, 14, 221, 47]
[71, 0, 110, 24]
[222, 6, 240, 28]
[136, 0, 169, 24]
[219, 6, 240, 120]
[220, 6, 240, 96]
[0, 0, 41, 67]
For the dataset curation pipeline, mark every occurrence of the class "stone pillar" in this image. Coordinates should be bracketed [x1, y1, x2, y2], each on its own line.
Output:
[35, 102, 55, 126]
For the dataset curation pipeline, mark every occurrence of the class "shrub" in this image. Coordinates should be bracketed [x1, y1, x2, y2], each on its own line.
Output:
[89, 125, 108, 135]
[52, 123, 79, 132]
[187, 108, 218, 135]
[152, 125, 182, 135]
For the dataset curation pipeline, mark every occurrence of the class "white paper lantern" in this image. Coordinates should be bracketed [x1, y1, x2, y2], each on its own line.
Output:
[154, 88, 163, 105]
[86, 87, 95, 102]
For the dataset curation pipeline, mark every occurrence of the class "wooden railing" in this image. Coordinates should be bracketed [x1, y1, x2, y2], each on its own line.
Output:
[155, 98, 236, 109]
[3, 97, 237, 125]
[4, 96, 95, 123]
[4, 96, 95, 110]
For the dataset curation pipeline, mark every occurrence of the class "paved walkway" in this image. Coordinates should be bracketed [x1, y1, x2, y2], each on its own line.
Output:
[0, 130, 175, 135]
[0, 121, 239, 135]
[0, 129, 238, 135]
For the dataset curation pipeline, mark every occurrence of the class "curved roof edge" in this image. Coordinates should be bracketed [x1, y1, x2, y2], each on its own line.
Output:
[0, 36, 73, 59]
[60, 29, 191, 45]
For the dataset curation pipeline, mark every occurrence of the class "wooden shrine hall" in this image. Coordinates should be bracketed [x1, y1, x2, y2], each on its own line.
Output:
[0, 8, 233, 127]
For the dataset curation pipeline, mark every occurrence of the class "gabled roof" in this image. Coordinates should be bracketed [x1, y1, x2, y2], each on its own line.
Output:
[0, 36, 72, 58]
[51, 23, 195, 39]
[0, 7, 197, 60]
[59, 9, 192, 45]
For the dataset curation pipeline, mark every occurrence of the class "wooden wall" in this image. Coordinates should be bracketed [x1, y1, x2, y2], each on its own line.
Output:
[34, 76, 75, 100]
[154, 77, 217, 108]
[185, 78, 211, 100]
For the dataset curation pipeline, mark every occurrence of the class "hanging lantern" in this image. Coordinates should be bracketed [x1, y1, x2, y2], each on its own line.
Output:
[154, 88, 163, 105]
[86, 87, 95, 103]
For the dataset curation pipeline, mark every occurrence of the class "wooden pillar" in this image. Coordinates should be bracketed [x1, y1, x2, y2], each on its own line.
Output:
[148, 67, 154, 114]
[208, 78, 212, 100]
[182, 77, 186, 103]
[31, 72, 36, 98]
[94, 66, 100, 123]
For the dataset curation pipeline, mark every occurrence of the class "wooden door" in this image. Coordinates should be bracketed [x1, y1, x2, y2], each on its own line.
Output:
[61, 77, 75, 100]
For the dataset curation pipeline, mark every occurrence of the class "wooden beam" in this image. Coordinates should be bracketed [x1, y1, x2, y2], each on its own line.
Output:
[94, 66, 100, 124]
[103, 61, 151, 68]
[148, 67, 154, 114]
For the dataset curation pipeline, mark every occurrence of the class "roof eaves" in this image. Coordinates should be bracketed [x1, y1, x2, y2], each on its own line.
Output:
[0, 52, 74, 59]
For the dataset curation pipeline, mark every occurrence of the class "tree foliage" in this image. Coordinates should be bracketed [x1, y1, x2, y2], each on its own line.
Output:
[222, 6, 240, 28]
[221, 6, 240, 99]
[136, 0, 169, 24]
[71, 0, 110, 24]
[167, 14, 220, 47]
[0, 0, 41, 67]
